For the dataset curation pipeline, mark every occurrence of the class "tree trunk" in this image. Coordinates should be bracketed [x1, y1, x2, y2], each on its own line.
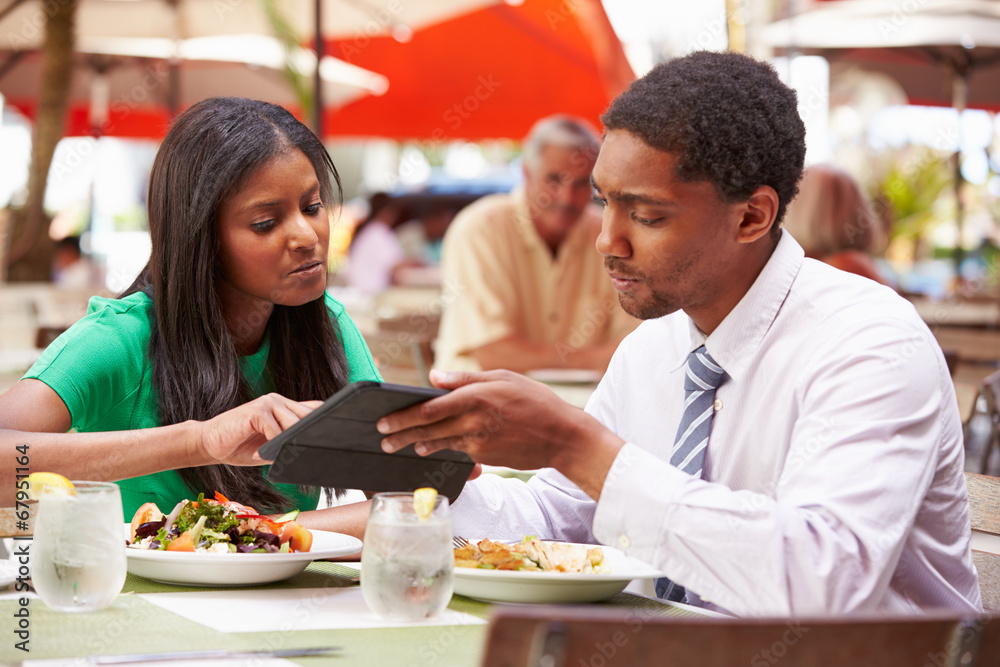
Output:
[5, 0, 78, 282]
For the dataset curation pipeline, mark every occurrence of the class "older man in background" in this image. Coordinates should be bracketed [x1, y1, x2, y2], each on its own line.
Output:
[433, 115, 637, 373]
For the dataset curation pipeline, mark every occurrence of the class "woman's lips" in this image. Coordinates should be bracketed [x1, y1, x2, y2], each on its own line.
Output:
[290, 261, 322, 277]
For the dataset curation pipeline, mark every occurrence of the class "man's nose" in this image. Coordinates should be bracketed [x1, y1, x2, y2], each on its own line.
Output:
[596, 208, 630, 258]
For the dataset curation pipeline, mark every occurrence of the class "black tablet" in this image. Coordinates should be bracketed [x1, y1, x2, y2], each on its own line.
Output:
[258, 381, 475, 499]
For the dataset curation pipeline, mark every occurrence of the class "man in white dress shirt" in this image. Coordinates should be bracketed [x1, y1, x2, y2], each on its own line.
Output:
[376, 51, 982, 616]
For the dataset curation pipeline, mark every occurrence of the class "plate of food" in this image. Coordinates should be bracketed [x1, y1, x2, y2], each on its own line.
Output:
[452, 537, 663, 604]
[124, 492, 362, 586]
[526, 369, 604, 385]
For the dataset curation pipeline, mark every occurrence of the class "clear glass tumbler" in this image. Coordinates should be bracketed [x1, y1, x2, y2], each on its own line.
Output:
[361, 492, 454, 621]
[31, 481, 127, 612]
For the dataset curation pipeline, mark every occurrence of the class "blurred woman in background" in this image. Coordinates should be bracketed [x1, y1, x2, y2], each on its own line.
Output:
[784, 164, 891, 286]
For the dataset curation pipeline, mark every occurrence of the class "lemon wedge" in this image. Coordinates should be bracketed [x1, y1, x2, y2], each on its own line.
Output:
[25, 472, 75, 499]
[413, 487, 438, 521]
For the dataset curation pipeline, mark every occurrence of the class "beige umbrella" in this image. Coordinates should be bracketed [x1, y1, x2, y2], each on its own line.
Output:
[762, 0, 1000, 269]
[0, 0, 500, 45]
[1, 35, 388, 135]
[0, 0, 502, 132]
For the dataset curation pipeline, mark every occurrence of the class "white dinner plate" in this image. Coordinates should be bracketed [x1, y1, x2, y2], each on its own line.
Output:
[124, 525, 362, 587]
[452, 543, 663, 604]
[526, 368, 603, 385]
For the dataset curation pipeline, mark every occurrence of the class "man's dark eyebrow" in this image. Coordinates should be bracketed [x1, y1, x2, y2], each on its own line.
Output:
[613, 192, 677, 207]
[590, 175, 676, 207]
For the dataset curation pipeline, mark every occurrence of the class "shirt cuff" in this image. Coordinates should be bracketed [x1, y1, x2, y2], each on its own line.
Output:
[593, 442, 690, 562]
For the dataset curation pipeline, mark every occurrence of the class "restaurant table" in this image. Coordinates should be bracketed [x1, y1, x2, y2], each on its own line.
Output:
[909, 296, 1000, 329]
[0, 561, 706, 666]
[931, 327, 1000, 365]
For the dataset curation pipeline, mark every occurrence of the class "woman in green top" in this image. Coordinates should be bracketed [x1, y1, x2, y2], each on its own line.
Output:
[0, 98, 380, 527]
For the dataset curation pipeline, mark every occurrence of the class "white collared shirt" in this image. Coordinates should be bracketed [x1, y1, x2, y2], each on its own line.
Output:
[451, 231, 982, 616]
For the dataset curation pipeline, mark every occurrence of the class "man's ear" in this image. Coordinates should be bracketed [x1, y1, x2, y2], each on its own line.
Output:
[737, 185, 779, 244]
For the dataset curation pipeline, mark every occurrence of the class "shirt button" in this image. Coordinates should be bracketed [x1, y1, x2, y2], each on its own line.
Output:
[618, 534, 631, 549]
[714, 399, 723, 411]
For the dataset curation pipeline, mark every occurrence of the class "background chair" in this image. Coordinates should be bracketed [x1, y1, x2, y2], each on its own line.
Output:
[480, 605, 996, 667]
[964, 371, 1000, 474]
[966, 471, 1000, 613]
[364, 312, 441, 387]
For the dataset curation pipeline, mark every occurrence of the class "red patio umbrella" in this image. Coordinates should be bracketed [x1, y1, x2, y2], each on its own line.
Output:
[321, 0, 634, 140]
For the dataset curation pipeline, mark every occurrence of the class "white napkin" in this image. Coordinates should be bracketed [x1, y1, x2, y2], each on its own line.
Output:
[139, 587, 485, 632]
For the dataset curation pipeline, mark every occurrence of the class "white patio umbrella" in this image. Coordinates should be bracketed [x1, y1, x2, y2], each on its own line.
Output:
[0, 35, 388, 134]
[761, 0, 1000, 268]
[0, 0, 501, 133]
[761, 0, 1000, 108]
[0, 0, 500, 45]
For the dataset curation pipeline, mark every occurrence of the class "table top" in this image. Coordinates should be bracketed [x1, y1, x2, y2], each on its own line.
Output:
[0, 561, 703, 666]
[932, 327, 1000, 364]
[909, 296, 999, 329]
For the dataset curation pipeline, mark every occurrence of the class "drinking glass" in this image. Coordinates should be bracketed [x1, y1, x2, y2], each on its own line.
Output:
[31, 481, 127, 612]
[361, 492, 454, 621]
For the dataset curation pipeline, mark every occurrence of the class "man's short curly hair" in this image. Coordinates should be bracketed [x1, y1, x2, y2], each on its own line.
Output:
[601, 51, 805, 230]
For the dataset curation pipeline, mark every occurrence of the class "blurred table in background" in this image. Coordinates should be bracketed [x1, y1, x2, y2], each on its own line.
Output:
[909, 296, 1000, 329]
[932, 328, 1000, 365]
[330, 286, 446, 387]
[906, 295, 1000, 424]
[0, 282, 111, 394]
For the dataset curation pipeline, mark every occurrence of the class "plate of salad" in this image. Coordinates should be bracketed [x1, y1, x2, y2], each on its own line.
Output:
[124, 492, 362, 586]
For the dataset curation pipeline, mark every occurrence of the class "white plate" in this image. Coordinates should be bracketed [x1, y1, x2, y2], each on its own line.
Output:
[527, 368, 603, 385]
[452, 543, 663, 604]
[124, 525, 362, 587]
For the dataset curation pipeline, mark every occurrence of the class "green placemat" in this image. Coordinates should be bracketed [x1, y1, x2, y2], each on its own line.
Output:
[1, 593, 248, 662]
[122, 561, 362, 594]
[2, 561, 704, 666]
[0, 593, 490, 667]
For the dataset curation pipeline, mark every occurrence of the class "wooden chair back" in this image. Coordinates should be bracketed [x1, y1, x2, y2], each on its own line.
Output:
[966, 472, 1000, 612]
[480, 605, 996, 667]
[35, 325, 69, 349]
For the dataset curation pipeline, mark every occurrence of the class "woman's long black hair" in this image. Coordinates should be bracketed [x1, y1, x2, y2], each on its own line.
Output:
[122, 97, 350, 511]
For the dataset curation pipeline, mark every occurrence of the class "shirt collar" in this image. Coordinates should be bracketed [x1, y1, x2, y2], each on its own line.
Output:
[702, 229, 804, 382]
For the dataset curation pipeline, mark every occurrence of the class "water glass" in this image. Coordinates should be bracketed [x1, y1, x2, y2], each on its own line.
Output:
[31, 481, 127, 612]
[361, 492, 454, 621]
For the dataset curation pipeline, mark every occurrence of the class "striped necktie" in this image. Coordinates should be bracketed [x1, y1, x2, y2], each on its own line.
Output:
[655, 344, 727, 601]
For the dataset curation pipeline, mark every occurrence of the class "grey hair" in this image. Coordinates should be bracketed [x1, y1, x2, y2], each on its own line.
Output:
[522, 115, 600, 172]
